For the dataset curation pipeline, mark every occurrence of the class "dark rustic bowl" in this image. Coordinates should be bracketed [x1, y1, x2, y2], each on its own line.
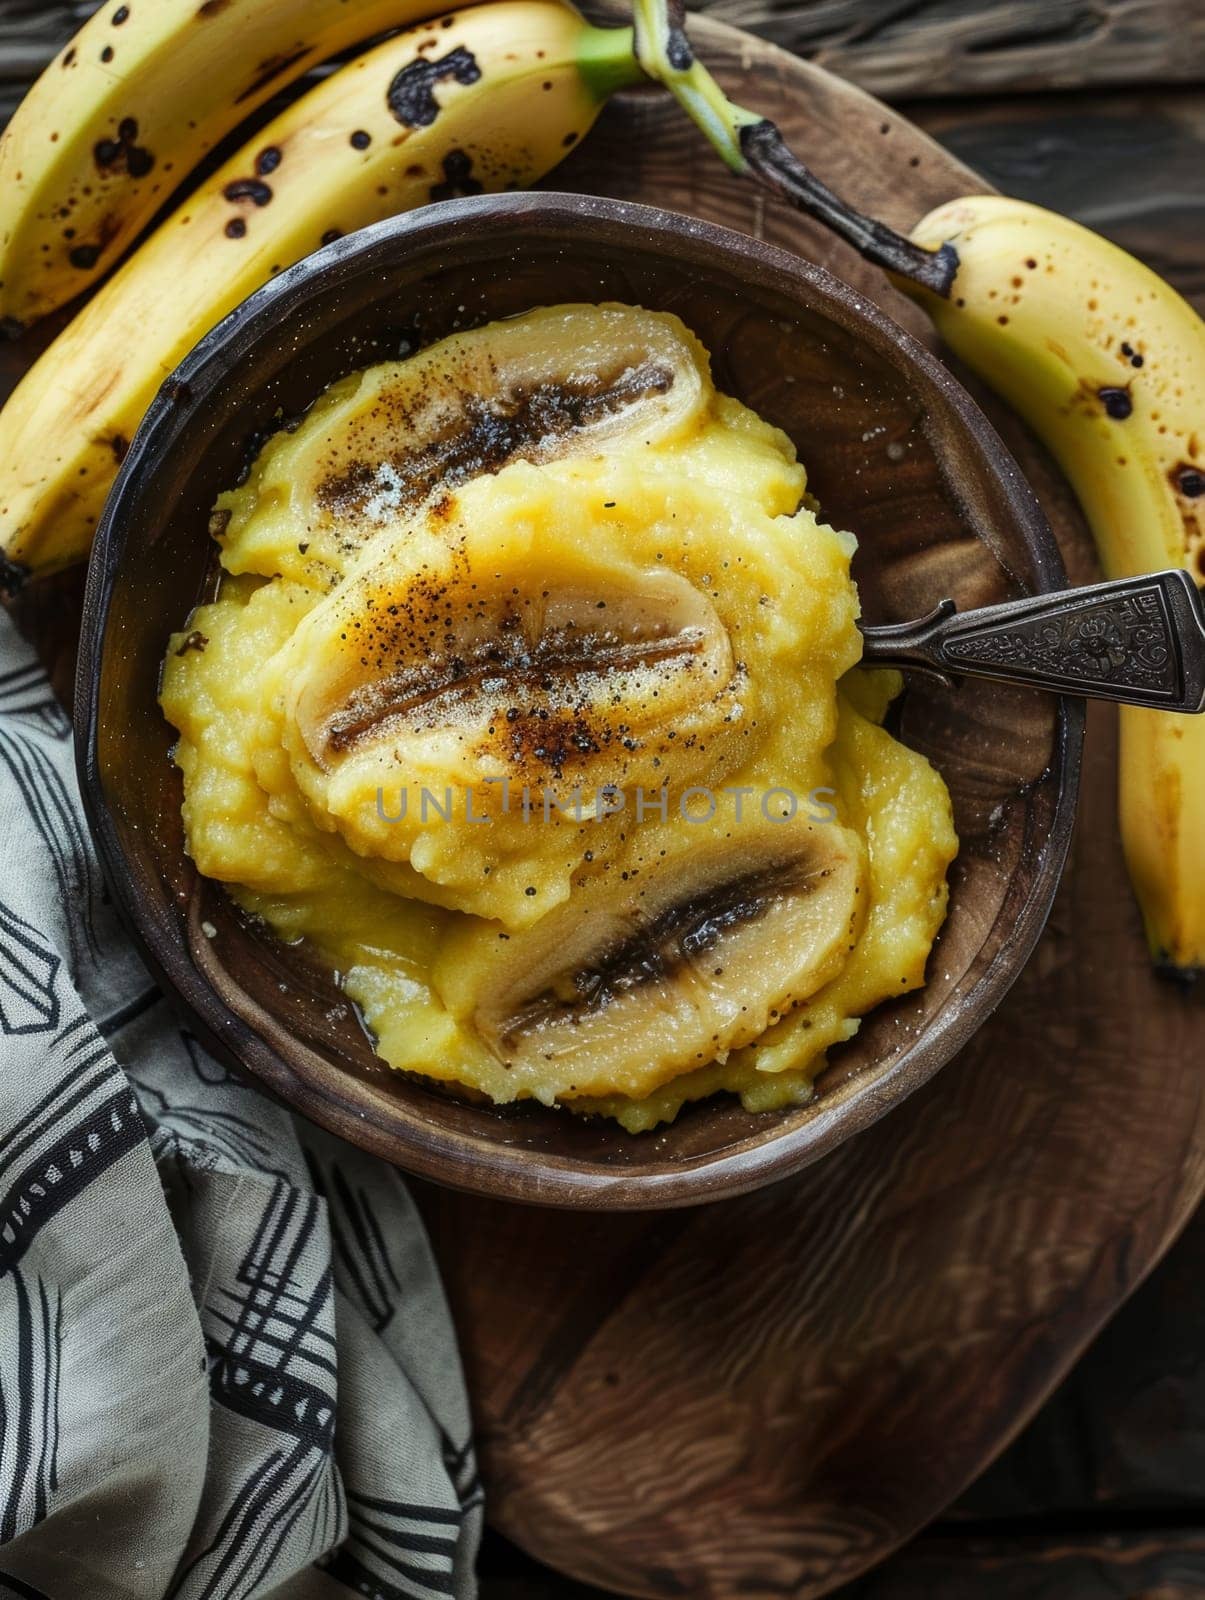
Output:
[76, 192, 1082, 1209]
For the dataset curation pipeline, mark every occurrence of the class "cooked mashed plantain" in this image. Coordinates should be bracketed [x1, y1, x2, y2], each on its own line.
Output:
[161, 304, 957, 1131]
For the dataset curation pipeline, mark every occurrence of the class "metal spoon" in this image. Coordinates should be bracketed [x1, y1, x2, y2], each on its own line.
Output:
[859, 568, 1205, 713]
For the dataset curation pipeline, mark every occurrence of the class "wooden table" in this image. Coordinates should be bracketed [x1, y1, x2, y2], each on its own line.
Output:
[480, 1197, 1205, 1597]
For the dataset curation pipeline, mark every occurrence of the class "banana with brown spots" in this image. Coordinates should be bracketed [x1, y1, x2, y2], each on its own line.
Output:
[907, 195, 1205, 979]
[0, 0, 522, 327]
[0, 1, 641, 584]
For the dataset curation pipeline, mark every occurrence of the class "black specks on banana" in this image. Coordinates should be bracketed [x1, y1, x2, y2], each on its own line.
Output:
[433, 814, 867, 1103]
[214, 302, 710, 588]
[907, 194, 1204, 979]
[0, 2, 642, 585]
[0, 0, 519, 328]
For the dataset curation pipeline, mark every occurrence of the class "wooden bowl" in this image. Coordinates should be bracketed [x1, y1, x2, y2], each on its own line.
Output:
[76, 192, 1082, 1208]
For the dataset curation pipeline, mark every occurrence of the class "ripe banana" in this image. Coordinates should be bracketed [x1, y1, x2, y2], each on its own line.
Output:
[0, 1, 641, 586]
[0, 0, 512, 328]
[907, 195, 1205, 979]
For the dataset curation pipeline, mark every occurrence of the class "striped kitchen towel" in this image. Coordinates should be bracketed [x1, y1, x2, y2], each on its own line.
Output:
[0, 604, 481, 1598]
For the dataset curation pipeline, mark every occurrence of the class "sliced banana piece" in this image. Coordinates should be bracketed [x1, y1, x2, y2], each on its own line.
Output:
[291, 563, 733, 776]
[432, 815, 867, 1104]
[269, 459, 757, 926]
[217, 304, 716, 587]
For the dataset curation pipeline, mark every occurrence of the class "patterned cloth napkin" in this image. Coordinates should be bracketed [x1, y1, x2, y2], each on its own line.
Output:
[0, 605, 481, 1597]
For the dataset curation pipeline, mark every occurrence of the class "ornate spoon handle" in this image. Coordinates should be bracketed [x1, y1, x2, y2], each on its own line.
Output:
[859, 569, 1205, 713]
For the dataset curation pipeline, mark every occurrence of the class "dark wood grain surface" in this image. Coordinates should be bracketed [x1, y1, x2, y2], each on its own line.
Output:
[694, 0, 1205, 99]
[473, 1201, 1205, 1595]
[2, 6, 1204, 1599]
[3, 0, 1201, 110]
[484, 1530, 1205, 1599]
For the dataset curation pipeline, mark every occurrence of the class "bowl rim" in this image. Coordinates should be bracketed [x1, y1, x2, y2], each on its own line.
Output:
[76, 190, 1083, 1209]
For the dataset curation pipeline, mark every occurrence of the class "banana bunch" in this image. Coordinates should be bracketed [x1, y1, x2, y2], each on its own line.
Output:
[906, 197, 1204, 980]
[0, 0, 640, 584]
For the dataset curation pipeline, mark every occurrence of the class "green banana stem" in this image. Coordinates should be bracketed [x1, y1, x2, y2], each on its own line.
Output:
[630, 0, 760, 170]
[630, 0, 957, 297]
[578, 23, 648, 101]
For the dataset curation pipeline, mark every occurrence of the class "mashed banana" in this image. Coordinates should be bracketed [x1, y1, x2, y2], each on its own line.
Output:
[161, 304, 957, 1131]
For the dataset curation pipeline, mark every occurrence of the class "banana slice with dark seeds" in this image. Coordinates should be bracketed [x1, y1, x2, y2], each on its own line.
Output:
[215, 304, 715, 587]
[269, 458, 764, 926]
[432, 814, 867, 1104]
[293, 563, 735, 777]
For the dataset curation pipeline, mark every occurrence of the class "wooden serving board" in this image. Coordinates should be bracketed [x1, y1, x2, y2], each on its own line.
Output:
[2, 15, 1202, 1600]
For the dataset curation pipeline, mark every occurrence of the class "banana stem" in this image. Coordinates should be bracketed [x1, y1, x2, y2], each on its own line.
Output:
[630, 0, 759, 171]
[630, 0, 957, 298]
[578, 23, 648, 101]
